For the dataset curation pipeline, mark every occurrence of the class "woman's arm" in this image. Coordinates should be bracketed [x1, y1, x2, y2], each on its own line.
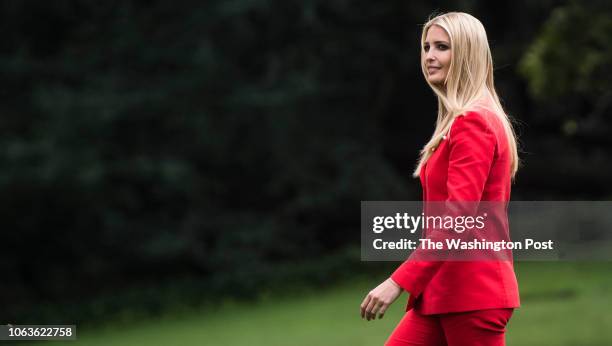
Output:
[388, 112, 497, 299]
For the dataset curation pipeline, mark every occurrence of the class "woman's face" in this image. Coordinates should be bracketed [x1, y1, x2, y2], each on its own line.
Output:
[423, 25, 451, 86]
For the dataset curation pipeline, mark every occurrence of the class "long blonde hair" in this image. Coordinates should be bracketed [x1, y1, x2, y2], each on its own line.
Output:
[413, 12, 520, 180]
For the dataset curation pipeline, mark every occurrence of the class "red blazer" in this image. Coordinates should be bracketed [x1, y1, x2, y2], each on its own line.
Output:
[391, 105, 520, 315]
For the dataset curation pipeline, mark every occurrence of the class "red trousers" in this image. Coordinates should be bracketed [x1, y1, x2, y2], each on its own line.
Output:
[385, 308, 514, 346]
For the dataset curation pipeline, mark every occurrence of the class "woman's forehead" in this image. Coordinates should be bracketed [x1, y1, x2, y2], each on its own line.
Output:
[425, 25, 449, 41]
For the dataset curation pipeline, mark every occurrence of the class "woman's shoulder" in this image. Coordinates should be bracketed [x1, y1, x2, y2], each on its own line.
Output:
[461, 103, 498, 122]
[449, 108, 496, 140]
[452, 102, 506, 137]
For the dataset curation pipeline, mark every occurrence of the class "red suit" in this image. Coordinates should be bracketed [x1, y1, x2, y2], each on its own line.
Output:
[386, 104, 520, 346]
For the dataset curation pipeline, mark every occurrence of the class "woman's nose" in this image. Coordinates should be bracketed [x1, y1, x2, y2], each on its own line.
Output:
[425, 49, 436, 61]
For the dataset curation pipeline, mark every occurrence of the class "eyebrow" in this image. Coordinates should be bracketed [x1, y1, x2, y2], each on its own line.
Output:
[424, 41, 450, 45]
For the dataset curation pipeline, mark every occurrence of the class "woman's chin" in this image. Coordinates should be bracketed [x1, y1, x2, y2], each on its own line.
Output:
[428, 77, 443, 85]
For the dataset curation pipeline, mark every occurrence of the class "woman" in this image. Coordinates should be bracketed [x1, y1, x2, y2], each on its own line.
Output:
[360, 12, 521, 346]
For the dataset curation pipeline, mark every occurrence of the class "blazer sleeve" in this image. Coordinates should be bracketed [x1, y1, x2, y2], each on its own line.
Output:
[390, 112, 497, 297]
[445, 112, 497, 202]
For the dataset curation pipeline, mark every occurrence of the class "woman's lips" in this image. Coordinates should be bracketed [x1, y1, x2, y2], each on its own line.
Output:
[428, 67, 441, 74]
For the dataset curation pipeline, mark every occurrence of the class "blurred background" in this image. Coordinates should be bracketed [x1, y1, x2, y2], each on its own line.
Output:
[1, 0, 611, 345]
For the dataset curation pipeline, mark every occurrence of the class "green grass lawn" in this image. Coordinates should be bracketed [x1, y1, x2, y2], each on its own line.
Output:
[28, 262, 612, 346]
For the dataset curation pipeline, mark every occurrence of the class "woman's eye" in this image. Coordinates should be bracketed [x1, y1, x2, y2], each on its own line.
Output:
[423, 45, 448, 52]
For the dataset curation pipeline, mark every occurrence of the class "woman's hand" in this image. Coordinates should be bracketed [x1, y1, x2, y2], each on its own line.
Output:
[360, 278, 403, 321]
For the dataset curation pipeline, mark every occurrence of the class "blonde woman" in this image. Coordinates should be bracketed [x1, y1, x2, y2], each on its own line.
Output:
[360, 12, 521, 346]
